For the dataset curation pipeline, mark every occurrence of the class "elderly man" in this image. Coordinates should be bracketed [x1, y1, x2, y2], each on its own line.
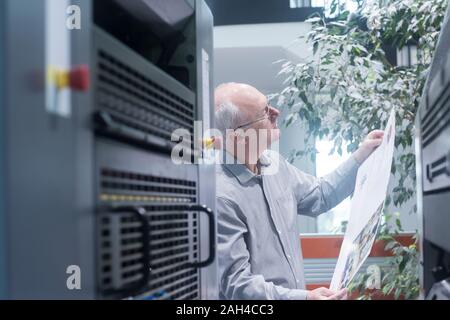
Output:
[214, 82, 383, 300]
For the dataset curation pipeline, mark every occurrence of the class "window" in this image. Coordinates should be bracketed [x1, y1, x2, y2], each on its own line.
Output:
[396, 45, 418, 67]
[290, 0, 360, 9]
[290, 0, 325, 8]
[291, 1, 358, 13]
[315, 140, 351, 233]
[290, 0, 312, 8]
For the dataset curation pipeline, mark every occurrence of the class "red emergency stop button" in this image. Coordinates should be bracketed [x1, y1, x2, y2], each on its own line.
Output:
[69, 65, 90, 91]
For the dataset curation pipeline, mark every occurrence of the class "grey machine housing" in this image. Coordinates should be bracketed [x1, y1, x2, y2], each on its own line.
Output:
[0, 0, 218, 299]
[416, 1, 450, 300]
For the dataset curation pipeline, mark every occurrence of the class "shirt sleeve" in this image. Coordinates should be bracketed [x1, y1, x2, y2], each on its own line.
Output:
[285, 155, 360, 217]
[217, 196, 308, 300]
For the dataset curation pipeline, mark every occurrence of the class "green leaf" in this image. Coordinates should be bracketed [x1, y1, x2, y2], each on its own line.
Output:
[398, 255, 407, 272]
[299, 92, 309, 105]
[330, 86, 338, 100]
[313, 41, 319, 55]
[396, 218, 403, 232]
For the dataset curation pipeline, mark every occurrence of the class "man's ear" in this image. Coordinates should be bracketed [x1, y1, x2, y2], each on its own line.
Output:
[213, 136, 222, 149]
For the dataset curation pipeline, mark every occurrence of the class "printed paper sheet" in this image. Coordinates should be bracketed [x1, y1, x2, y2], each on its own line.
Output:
[330, 109, 396, 291]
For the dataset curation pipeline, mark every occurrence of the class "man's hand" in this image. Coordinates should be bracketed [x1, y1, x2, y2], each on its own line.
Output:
[353, 130, 384, 164]
[306, 287, 348, 300]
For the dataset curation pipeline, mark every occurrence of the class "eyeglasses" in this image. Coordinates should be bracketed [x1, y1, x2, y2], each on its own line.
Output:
[234, 105, 270, 130]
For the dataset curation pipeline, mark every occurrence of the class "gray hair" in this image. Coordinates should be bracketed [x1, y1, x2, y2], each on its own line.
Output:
[214, 101, 244, 137]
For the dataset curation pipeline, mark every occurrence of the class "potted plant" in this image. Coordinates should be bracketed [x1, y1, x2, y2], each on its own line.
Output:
[274, 0, 448, 299]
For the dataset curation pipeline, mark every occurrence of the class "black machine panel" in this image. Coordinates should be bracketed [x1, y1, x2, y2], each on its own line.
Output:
[91, 0, 216, 300]
[93, 28, 196, 154]
[97, 164, 201, 300]
[419, 14, 450, 252]
[418, 5, 450, 298]
[95, 140, 214, 300]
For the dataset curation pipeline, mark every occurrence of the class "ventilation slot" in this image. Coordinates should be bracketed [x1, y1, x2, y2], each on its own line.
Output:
[99, 208, 200, 300]
[99, 168, 197, 205]
[422, 81, 450, 147]
[98, 170, 200, 300]
[95, 50, 195, 152]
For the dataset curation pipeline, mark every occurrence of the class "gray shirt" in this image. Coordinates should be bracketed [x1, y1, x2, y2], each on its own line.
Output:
[216, 150, 359, 300]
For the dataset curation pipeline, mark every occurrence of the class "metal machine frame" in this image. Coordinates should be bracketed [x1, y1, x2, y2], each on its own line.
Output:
[416, 3, 450, 300]
[0, 0, 217, 299]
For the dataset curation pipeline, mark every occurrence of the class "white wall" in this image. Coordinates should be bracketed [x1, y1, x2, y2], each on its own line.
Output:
[213, 22, 311, 90]
[214, 22, 311, 54]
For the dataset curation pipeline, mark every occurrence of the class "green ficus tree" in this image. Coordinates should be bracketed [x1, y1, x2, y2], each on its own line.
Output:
[273, 0, 448, 299]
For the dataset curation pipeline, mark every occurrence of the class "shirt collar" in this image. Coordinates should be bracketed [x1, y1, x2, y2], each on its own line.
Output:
[221, 150, 272, 185]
